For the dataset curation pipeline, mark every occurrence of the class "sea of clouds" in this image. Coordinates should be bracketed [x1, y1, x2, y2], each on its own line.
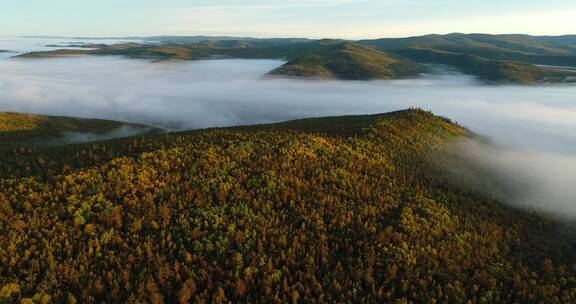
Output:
[0, 45, 575, 218]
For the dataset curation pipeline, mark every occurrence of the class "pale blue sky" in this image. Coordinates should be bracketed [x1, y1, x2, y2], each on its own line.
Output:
[3, 0, 576, 38]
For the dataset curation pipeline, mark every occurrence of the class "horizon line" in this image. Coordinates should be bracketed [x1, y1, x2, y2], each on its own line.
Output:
[7, 32, 576, 41]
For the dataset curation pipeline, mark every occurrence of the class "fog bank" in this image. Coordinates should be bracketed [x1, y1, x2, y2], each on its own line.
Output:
[449, 140, 576, 220]
[0, 55, 575, 218]
[0, 57, 575, 150]
[58, 125, 153, 145]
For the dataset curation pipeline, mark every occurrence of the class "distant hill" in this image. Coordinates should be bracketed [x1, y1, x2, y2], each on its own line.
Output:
[146, 36, 314, 48]
[359, 33, 576, 57]
[0, 112, 156, 146]
[18, 49, 91, 58]
[394, 48, 576, 84]
[269, 42, 427, 80]
[1, 109, 575, 303]
[18, 41, 318, 61]
[359, 33, 576, 83]
[16, 33, 576, 84]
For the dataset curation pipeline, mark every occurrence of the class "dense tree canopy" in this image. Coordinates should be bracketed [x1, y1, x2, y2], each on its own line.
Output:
[0, 109, 575, 303]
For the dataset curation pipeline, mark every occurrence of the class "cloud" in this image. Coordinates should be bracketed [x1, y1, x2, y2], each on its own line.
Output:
[450, 140, 576, 220]
[1, 56, 576, 140]
[58, 125, 153, 144]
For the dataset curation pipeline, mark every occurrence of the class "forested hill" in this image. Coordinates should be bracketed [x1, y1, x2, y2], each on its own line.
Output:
[268, 43, 427, 80]
[358, 33, 576, 59]
[1, 109, 575, 303]
[358, 33, 576, 84]
[0, 112, 156, 147]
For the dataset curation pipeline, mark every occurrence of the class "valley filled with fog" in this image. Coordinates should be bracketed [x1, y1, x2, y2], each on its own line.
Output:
[1, 38, 576, 218]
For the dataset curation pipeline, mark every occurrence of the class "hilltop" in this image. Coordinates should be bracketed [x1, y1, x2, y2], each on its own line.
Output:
[268, 42, 426, 80]
[0, 112, 156, 147]
[0, 109, 575, 303]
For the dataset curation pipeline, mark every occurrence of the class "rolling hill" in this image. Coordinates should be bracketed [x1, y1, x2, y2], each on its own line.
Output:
[18, 41, 317, 61]
[268, 42, 427, 80]
[0, 112, 155, 147]
[145, 36, 314, 49]
[15, 33, 576, 84]
[0, 109, 575, 303]
[359, 33, 576, 83]
[359, 33, 576, 57]
[393, 48, 576, 84]
[17, 49, 91, 58]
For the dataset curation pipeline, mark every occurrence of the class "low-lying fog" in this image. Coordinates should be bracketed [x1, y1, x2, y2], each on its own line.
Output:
[0, 53, 575, 218]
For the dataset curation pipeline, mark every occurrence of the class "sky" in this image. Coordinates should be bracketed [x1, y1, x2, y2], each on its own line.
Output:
[2, 0, 576, 39]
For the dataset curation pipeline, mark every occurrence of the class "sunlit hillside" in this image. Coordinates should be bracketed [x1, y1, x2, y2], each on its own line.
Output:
[268, 42, 426, 80]
[0, 109, 574, 303]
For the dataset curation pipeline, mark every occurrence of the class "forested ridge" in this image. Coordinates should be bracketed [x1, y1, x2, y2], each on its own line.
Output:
[0, 109, 575, 303]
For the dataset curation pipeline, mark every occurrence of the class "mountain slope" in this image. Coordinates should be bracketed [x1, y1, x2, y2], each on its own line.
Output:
[359, 33, 576, 83]
[269, 42, 427, 80]
[0, 109, 575, 303]
[395, 48, 576, 84]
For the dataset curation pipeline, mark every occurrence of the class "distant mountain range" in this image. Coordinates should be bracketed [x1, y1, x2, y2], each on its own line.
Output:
[16, 33, 576, 84]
